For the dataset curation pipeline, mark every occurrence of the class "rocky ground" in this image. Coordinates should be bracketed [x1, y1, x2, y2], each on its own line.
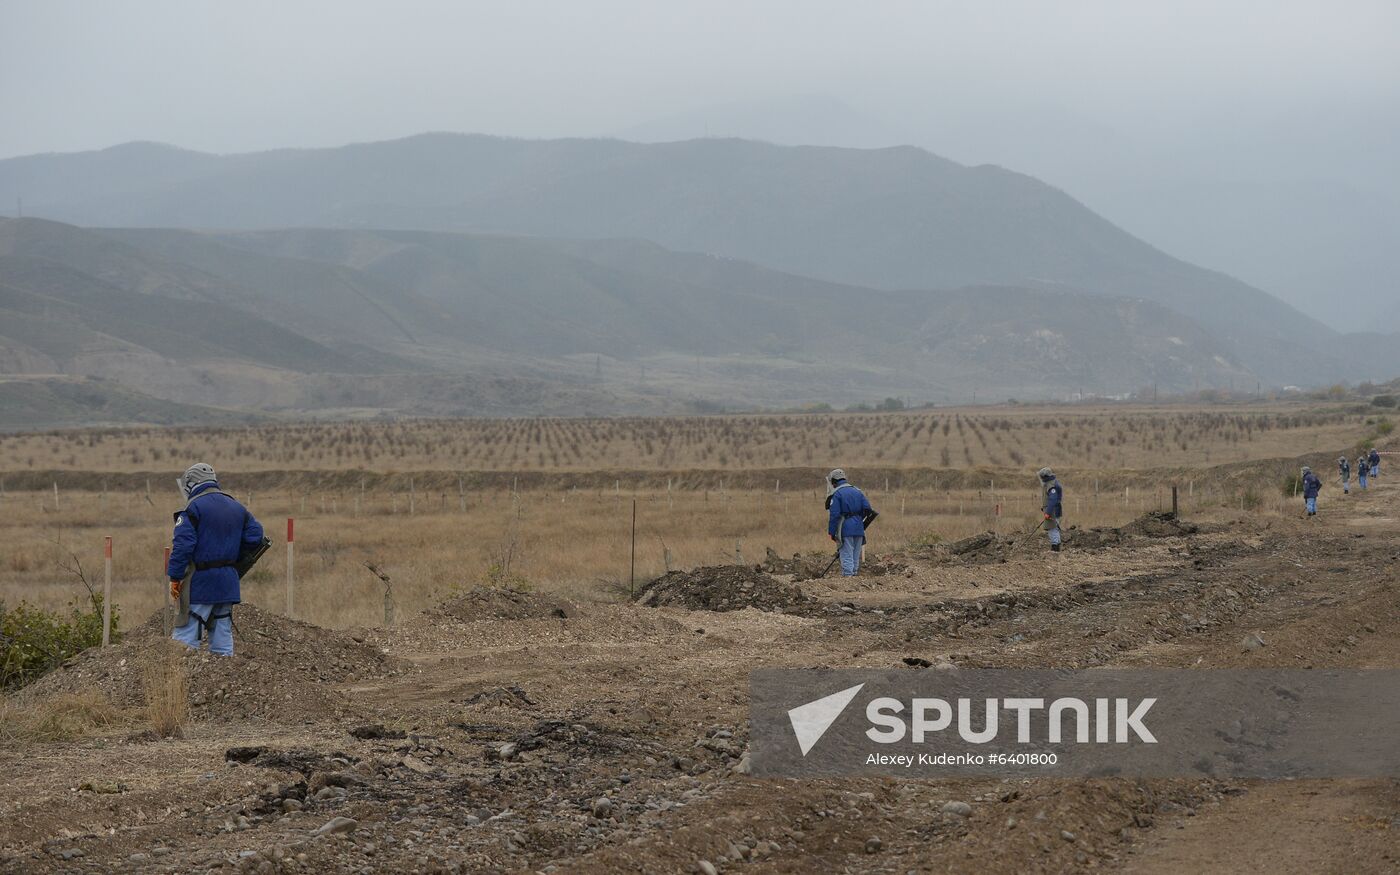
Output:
[2, 463, 1399, 873]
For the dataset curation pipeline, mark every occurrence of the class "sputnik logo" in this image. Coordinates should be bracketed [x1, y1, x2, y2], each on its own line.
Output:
[787, 683, 865, 756]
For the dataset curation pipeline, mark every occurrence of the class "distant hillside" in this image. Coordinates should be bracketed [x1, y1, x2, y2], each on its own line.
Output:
[0, 217, 1266, 427]
[0, 376, 258, 430]
[0, 133, 1382, 384]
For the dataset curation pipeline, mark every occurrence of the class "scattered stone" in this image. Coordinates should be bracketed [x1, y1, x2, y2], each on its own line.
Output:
[592, 797, 613, 819]
[466, 685, 537, 708]
[697, 861, 718, 875]
[865, 837, 882, 853]
[1061, 830, 1077, 842]
[942, 801, 973, 817]
[495, 742, 519, 761]
[401, 755, 434, 775]
[315, 816, 358, 836]
[1241, 633, 1266, 652]
[349, 724, 406, 740]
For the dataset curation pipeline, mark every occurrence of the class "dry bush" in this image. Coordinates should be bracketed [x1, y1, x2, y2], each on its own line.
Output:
[143, 641, 188, 738]
[0, 690, 123, 746]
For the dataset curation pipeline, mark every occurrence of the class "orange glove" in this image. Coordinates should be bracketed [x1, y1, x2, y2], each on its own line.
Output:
[170, 579, 182, 599]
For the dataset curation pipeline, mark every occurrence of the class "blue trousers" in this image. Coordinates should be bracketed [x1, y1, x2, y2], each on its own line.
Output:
[1342, 475, 1349, 493]
[1359, 473, 1368, 489]
[1372, 464, 1380, 478]
[839, 536, 863, 576]
[173, 602, 234, 655]
[1047, 517, 1062, 547]
[1305, 496, 1317, 514]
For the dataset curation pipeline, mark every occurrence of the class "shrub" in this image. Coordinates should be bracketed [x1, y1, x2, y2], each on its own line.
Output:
[1279, 473, 1303, 497]
[1241, 487, 1264, 511]
[1371, 395, 1396, 409]
[0, 596, 117, 690]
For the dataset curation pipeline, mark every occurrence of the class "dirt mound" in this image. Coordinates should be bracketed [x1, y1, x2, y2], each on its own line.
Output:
[759, 547, 828, 579]
[930, 531, 1018, 563]
[1121, 510, 1200, 538]
[761, 547, 908, 580]
[21, 604, 400, 722]
[430, 587, 577, 622]
[635, 565, 813, 612]
[1068, 512, 1200, 549]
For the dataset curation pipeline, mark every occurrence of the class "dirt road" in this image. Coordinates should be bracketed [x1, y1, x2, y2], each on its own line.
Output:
[2, 473, 1397, 873]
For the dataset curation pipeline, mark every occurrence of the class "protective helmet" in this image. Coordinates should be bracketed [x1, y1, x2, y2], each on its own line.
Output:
[177, 462, 217, 499]
[827, 468, 847, 485]
[1037, 467, 1055, 482]
[1301, 466, 1311, 475]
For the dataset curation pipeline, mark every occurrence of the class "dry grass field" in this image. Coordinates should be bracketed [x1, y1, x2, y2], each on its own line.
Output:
[3, 402, 1398, 873]
[0, 402, 1375, 631]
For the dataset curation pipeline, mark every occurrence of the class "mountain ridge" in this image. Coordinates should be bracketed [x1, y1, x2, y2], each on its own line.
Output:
[0, 217, 1271, 424]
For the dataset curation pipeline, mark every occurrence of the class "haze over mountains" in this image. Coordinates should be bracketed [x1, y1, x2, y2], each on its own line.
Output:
[607, 93, 1400, 335]
[0, 133, 1396, 426]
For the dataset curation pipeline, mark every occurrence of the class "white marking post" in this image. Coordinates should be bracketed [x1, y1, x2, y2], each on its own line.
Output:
[102, 536, 113, 646]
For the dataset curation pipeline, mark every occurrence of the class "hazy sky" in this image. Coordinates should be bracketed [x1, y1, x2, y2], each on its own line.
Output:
[1, 0, 1393, 159]
[2, 0, 1397, 326]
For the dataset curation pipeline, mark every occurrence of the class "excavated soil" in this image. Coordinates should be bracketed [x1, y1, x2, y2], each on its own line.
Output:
[760, 548, 908, 580]
[429, 586, 577, 622]
[917, 511, 1208, 561]
[20, 604, 401, 722]
[636, 565, 813, 612]
[4, 460, 1400, 874]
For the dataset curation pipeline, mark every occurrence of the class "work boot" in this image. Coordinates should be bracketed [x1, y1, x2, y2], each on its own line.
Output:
[1051, 543, 1061, 552]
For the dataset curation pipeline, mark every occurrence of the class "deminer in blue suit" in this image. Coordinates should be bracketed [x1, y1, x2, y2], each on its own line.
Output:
[1038, 467, 1064, 552]
[1301, 466, 1322, 517]
[826, 469, 876, 577]
[1339, 456, 1351, 494]
[166, 463, 264, 656]
[1370, 448, 1381, 479]
[1358, 454, 1369, 490]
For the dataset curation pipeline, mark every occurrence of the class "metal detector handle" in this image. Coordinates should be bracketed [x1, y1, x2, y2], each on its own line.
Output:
[822, 548, 842, 577]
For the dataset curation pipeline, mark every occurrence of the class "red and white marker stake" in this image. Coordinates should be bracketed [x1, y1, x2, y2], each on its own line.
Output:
[286, 518, 295, 617]
[102, 536, 113, 647]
